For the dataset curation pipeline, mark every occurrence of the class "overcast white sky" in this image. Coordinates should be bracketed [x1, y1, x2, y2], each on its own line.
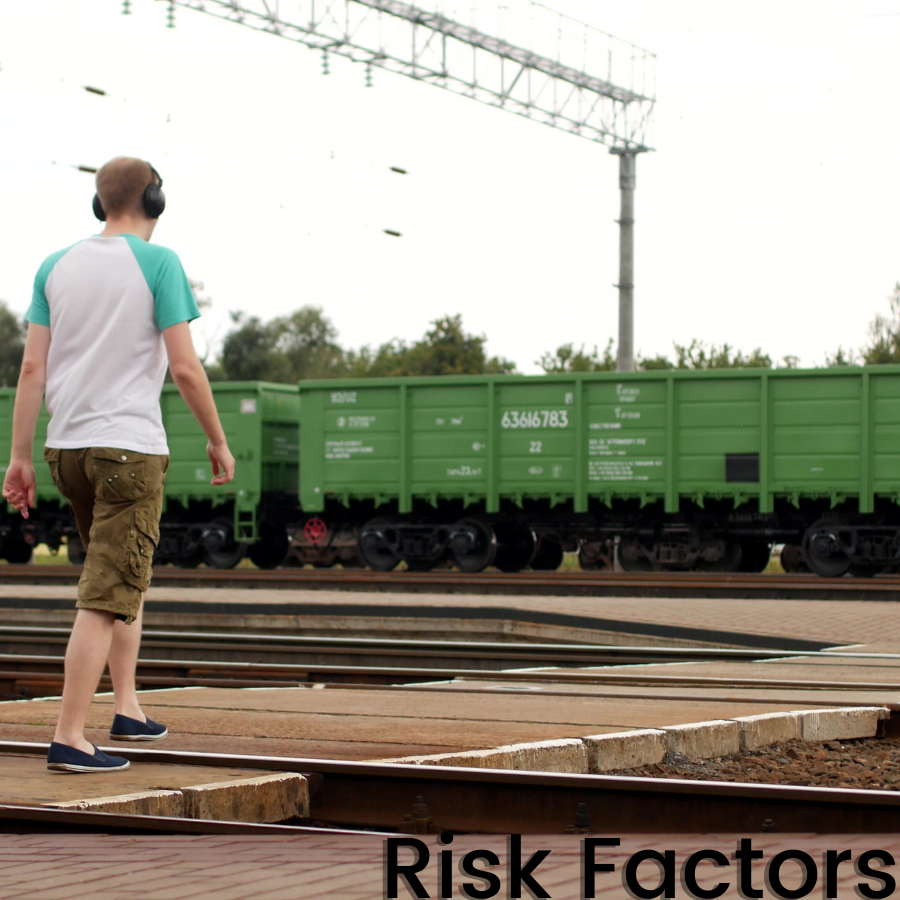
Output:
[1, 0, 898, 372]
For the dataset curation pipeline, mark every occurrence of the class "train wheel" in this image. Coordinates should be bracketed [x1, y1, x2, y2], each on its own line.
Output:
[737, 541, 772, 573]
[780, 544, 808, 573]
[450, 519, 497, 573]
[203, 519, 247, 569]
[617, 540, 654, 572]
[695, 539, 742, 572]
[578, 540, 613, 571]
[802, 518, 851, 578]
[531, 535, 564, 571]
[247, 524, 290, 569]
[492, 524, 536, 573]
[358, 519, 401, 572]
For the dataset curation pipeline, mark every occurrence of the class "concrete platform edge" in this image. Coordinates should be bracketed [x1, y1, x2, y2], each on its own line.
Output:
[380, 706, 893, 773]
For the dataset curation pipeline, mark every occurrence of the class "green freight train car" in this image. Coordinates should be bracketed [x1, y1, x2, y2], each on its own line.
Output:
[5, 368, 900, 576]
[0, 382, 299, 568]
[298, 367, 900, 576]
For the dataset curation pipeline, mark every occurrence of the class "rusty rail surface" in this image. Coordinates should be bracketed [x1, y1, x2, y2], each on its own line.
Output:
[2, 564, 900, 599]
[0, 802, 372, 836]
[2, 742, 899, 834]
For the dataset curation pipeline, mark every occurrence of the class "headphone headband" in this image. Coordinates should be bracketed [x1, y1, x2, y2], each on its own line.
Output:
[92, 161, 166, 222]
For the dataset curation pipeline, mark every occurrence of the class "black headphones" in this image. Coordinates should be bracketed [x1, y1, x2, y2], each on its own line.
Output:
[92, 162, 166, 221]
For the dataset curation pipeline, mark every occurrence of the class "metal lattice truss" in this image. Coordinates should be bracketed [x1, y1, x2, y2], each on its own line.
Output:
[165, 0, 655, 150]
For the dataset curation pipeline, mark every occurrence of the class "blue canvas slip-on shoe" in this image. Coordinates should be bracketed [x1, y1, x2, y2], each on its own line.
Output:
[109, 714, 168, 741]
[47, 742, 130, 773]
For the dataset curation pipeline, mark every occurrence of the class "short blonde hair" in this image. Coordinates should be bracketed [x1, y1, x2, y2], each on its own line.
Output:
[95, 157, 156, 217]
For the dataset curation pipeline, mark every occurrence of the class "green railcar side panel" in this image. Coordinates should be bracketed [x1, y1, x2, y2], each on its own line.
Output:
[495, 381, 576, 498]
[160, 382, 299, 537]
[409, 385, 489, 496]
[0, 391, 63, 507]
[770, 376, 861, 493]
[298, 366, 900, 514]
[584, 379, 666, 491]
[872, 373, 900, 499]
[3, 383, 298, 531]
[261, 390, 301, 493]
[675, 378, 761, 493]
[0, 391, 10, 479]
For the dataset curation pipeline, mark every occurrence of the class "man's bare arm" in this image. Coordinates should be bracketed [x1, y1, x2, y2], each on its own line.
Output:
[162, 322, 235, 485]
[2, 323, 51, 516]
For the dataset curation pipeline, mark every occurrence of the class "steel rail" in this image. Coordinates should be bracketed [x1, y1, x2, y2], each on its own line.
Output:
[3, 565, 900, 599]
[0, 803, 366, 835]
[4, 624, 897, 664]
[2, 741, 899, 834]
[2, 651, 899, 692]
[322, 680, 900, 709]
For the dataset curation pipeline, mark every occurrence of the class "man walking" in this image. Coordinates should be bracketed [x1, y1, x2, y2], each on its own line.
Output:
[2, 157, 235, 772]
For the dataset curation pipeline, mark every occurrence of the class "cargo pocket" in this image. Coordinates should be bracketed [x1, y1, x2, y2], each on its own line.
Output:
[43, 447, 67, 498]
[92, 448, 147, 502]
[117, 509, 159, 593]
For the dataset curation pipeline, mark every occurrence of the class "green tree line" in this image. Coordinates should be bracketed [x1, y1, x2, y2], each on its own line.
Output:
[0, 281, 897, 386]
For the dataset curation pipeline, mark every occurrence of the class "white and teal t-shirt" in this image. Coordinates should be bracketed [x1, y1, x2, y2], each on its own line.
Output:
[25, 234, 200, 455]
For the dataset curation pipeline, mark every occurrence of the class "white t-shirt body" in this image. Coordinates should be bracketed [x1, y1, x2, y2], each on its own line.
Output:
[26, 235, 199, 455]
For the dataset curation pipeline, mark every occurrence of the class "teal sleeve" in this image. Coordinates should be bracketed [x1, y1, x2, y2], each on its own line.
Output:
[124, 236, 200, 332]
[26, 246, 75, 327]
[26, 274, 51, 327]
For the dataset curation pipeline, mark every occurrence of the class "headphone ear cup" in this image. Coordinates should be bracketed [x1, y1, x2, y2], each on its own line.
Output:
[142, 183, 166, 219]
[92, 194, 107, 221]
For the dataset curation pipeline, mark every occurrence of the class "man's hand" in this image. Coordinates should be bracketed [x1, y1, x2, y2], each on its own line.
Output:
[206, 440, 236, 486]
[2, 460, 37, 518]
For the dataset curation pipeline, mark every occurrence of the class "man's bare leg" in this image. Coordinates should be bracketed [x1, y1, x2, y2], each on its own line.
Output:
[53, 608, 116, 753]
[108, 599, 145, 722]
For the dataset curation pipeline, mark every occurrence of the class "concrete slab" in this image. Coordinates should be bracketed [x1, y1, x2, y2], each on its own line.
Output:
[664, 720, 741, 759]
[49, 789, 185, 817]
[0, 697, 622, 750]
[0, 753, 305, 824]
[389, 738, 589, 773]
[181, 772, 308, 823]
[0, 721, 458, 762]
[584, 729, 667, 773]
[731, 712, 803, 752]
[81, 685, 831, 729]
[801, 707, 891, 741]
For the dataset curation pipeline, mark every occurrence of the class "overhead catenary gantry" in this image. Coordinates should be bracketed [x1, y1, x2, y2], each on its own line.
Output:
[142, 0, 656, 370]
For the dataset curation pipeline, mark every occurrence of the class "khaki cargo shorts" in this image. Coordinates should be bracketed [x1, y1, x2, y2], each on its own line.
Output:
[44, 447, 169, 625]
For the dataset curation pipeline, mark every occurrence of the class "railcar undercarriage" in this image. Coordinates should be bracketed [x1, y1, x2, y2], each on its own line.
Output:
[5, 498, 900, 577]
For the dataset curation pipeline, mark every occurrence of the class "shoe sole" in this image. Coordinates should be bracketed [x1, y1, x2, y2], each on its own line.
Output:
[108, 729, 168, 742]
[47, 760, 131, 773]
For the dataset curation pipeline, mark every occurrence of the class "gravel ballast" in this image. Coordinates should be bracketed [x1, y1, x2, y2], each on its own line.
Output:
[603, 737, 900, 790]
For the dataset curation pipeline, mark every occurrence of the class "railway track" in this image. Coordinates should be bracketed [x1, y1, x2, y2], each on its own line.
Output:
[0, 803, 352, 835]
[3, 564, 900, 599]
[4, 741, 900, 834]
[1, 625, 898, 701]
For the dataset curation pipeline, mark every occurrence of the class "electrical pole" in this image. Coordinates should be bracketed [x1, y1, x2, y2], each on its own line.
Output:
[612, 148, 642, 373]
